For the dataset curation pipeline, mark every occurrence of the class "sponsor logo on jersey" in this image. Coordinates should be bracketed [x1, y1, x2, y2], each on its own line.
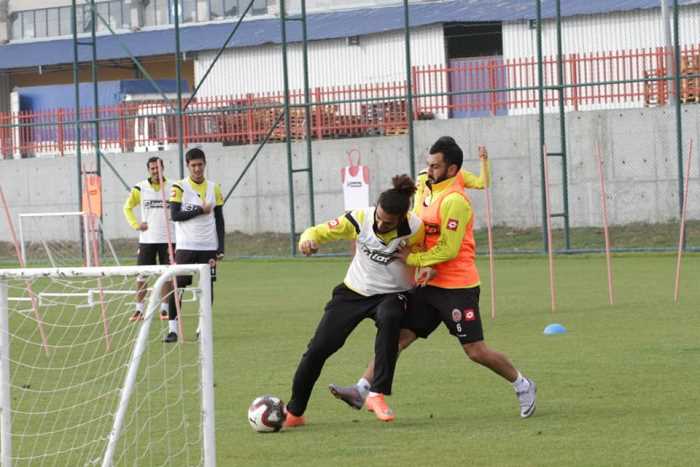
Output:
[144, 200, 167, 209]
[447, 218, 459, 231]
[451, 308, 462, 322]
[347, 181, 363, 188]
[463, 308, 476, 321]
[360, 244, 397, 265]
[327, 218, 341, 229]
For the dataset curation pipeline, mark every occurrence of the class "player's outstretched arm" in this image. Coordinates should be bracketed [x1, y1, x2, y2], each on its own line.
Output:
[460, 146, 490, 189]
[298, 211, 362, 256]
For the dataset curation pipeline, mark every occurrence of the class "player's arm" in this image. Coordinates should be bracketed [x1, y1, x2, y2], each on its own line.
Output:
[214, 184, 225, 257]
[299, 211, 364, 255]
[461, 146, 490, 189]
[406, 221, 425, 252]
[413, 171, 428, 212]
[122, 187, 142, 230]
[405, 194, 471, 268]
[169, 184, 204, 221]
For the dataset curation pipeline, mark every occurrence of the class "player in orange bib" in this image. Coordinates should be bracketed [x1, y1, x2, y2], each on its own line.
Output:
[330, 137, 537, 419]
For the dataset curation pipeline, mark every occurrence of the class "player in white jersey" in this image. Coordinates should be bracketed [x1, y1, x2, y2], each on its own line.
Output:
[165, 148, 225, 343]
[284, 175, 426, 428]
[123, 156, 175, 321]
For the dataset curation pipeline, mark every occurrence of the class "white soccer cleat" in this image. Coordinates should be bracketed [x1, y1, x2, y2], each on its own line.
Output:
[516, 378, 537, 418]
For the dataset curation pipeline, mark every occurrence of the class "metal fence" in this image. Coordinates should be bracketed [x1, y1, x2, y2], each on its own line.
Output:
[3, 42, 700, 159]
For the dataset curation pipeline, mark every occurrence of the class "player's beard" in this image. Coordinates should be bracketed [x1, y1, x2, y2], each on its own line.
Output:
[428, 172, 448, 185]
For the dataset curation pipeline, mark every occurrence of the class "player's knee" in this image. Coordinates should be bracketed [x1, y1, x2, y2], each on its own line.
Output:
[375, 309, 402, 328]
[463, 341, 488, 363]
[375, 298, 404, 326]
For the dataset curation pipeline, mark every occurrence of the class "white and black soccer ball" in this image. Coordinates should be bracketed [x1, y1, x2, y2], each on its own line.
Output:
[247, 395, 286, 433]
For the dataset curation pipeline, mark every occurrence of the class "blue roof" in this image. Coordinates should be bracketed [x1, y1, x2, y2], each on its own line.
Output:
[1, 0, 699, 71]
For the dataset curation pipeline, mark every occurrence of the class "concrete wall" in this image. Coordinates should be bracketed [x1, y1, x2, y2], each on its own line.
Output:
[1, 105, 699, 243]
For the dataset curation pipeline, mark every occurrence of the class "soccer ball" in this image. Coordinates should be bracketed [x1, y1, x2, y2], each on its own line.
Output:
[247, 395, 286, 433]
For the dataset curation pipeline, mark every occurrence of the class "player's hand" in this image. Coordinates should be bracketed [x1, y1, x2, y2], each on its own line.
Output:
[478, 145, 488, 161]
[201, 202, 213, 214]
[415, 267, 437, 287]
[395, 243, 410, 263]
[138, 222, 148, 231]
[299, 240, 319, 256]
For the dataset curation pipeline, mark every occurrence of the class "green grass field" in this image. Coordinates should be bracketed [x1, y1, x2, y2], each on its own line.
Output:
[214, 255, 700, 467]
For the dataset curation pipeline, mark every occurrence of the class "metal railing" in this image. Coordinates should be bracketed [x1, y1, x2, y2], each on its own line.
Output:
[2, 43, 699, 158]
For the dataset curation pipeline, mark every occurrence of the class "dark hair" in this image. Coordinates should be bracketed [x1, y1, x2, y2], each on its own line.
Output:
[185, 148, 206, 163]
[429, 136, 463, 170]
[146, 156, 163, 168]
[377, 174, 416, 215]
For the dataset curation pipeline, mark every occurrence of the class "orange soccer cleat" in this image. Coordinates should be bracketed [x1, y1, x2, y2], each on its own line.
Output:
[364, 394, 395, 422]
[283, 409, 306, 428]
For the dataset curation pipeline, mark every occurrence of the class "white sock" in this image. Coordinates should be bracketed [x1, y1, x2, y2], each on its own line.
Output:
[368, 391, 380, 398]
[357, 378, 371, 398]
[168, 320, 178, 334]
[160, 302, 169, 313]
[512, 371, 529, 391]
[135, 302, 145, 313]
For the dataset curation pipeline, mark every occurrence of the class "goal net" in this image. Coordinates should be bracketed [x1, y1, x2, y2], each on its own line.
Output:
[18, 212, 121, 268]
[0, 265, 215, 466]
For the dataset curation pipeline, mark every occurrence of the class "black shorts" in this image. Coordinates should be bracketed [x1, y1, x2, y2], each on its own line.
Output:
[137, 243, 174, 266]
[174, 249, 218, 287]
[401, 286, 483, 344]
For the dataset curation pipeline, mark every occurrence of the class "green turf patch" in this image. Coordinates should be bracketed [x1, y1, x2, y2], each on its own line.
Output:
[213, 255, 700, 466]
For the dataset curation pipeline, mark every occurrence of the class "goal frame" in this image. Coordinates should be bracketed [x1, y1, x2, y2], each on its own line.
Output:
[17, 211, 120, 267]
[0, 264, 216, 467]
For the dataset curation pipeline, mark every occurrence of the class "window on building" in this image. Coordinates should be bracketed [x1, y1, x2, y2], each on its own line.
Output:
[252, 0, 267, 14]
[144, 0, 169, 26]
[10, 13, 21, 40]
[58, 7, 71, 35]
[47, 8, 60, 37]
[9, 1, 130, 40]
[444, 22, 503, 59]
[108, 0, 127, 29]
[34, 9, 47, 38]
[210, 0, 224, 18]
[209, 0, 268, 20]
[180, 0, 198, 23]
[95, 2, 109, 31]
[22, 11, 35, 39]
[224, 0, 239, 17]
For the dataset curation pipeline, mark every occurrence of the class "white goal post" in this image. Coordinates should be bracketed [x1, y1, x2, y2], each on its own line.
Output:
[0, 265, 215, 467]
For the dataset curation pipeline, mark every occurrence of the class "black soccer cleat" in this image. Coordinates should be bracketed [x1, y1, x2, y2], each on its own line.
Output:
[328, 384, 365, 410]
[163, 332, 178, 343]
